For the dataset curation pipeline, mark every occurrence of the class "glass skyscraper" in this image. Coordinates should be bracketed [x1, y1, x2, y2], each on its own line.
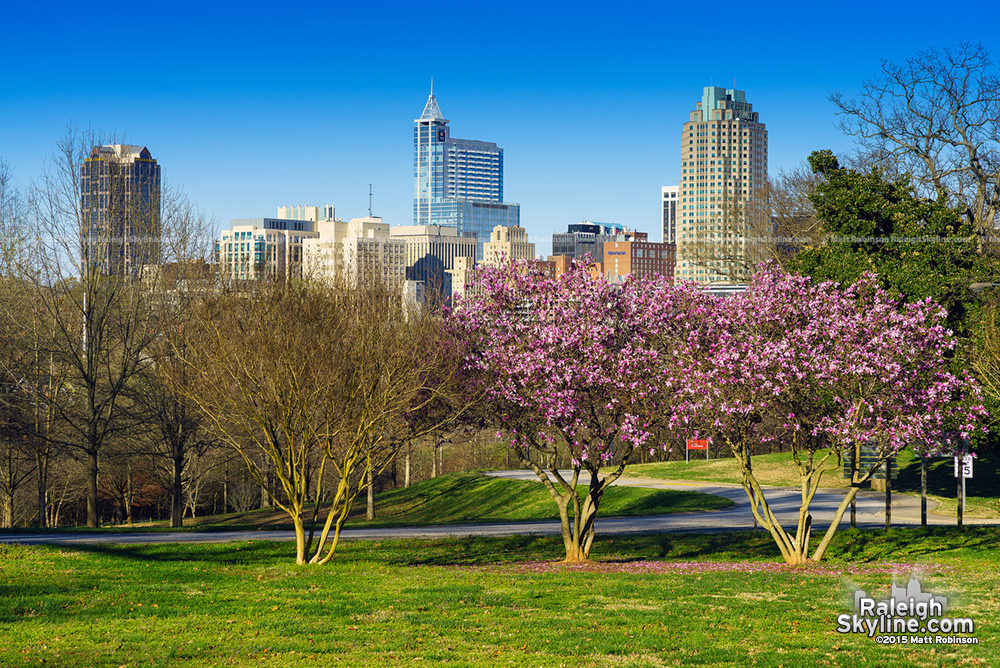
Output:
[413, 88, 520, 261]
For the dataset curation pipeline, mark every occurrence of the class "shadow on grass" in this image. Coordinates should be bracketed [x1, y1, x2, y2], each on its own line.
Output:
[8, 525, 999, 576]
[894, 449, 998, 499]
[18, 540, 292, 567]
[373, 473, 488, 519]
[828, 526, 1000, 563]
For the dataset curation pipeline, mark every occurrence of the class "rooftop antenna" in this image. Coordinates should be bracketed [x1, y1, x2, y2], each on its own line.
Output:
[430, 77, 434, 96]
[368, 182, 373, 217]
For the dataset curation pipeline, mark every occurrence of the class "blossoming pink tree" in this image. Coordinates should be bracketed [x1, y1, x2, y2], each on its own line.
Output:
[687, 267, 986, 565]
[450, 259, 707, 563]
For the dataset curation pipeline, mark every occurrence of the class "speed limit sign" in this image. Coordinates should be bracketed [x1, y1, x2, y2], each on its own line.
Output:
[954, 454, 973, 479]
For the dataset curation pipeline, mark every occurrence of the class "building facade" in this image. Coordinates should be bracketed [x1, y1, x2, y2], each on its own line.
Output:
[216, 218, 318, 281]
[302, 216, 406, 290]
[390, 224, 477, 294]
[604, 231, 675, 283]
[483, 224, 535, 266]
[413, 88, 520, 260]
[276, 204, 335, 224]
[676, 87, 767, 284]
[80, 144, 161, 275]
[446, 255, 475, 299]
[551, 221, 626, 263]
[543, 254, 605, 281]
[661, 186, 678, 244]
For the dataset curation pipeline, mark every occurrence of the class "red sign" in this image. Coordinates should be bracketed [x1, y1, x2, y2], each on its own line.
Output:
[687, 439, 708, 451]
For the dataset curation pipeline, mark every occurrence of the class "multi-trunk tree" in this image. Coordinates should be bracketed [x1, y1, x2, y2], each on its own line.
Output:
[685, 266, 986, 564]
[176, 279, 462, 564]
[451, 259, 704, 563]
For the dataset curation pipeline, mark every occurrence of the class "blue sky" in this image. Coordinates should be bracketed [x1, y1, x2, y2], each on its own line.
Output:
[3, 1, 998, 255]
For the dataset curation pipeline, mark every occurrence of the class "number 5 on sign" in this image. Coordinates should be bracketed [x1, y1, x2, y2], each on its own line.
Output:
[954, 454, 973, 479]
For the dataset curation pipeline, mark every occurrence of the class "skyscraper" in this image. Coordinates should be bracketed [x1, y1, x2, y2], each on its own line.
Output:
[413, 87, 520, 261]
[661, 185, 678, 244]
[676, 87, 767, 284]
[80, 144, 161, 275]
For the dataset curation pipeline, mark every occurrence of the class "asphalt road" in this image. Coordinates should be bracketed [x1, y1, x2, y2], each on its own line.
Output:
[0, 470, 989, 546]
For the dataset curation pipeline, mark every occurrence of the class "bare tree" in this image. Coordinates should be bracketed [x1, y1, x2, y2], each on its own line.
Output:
[680, 167, 826, 281]
[831, 43, 1000, 233]
[680, 180, 773, 282]
[0, 160, 33, 526]
[768, 166, 824, 263]
[131, 194, 217, 528]
[27, 130, 165, 527]
[176, 279, 464, 564]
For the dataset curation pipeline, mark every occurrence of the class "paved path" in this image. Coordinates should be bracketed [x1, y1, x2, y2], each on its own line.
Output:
[0, 470, 992, 546]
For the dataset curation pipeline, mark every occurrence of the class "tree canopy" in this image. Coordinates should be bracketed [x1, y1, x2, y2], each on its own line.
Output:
[791, 149, 995, 338]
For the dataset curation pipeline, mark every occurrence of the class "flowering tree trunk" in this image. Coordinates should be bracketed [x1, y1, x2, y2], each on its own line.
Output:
[516, 447, 628, 563]
[730, 436, 886, 565]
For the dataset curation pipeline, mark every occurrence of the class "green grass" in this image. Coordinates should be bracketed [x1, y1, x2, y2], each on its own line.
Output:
[628, 449, 1000, 519]
[196, 471, 731, 530]
[1, 528, 998, 667]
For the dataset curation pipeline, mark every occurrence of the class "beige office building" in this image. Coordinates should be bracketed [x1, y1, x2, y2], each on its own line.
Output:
[302, 216, 406, 290]
[482, 224, 534, 266]
[446, 256, 475, 299]
[276, 204, 336, 224]
[389, 224, 477, 288]
[676, 87, 767, 284]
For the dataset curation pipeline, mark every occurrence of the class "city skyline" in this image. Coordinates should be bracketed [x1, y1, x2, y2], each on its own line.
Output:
[2, 1, 996, 257]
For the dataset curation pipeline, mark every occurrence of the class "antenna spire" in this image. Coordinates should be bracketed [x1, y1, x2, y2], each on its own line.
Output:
[368, 182, 374, 217]
[430, 77, 434, 96]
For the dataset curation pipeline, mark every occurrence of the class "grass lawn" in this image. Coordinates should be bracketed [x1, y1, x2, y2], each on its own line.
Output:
[0, 472, 732, 534]
[627, 449, 1000, 519]
[1, 528, 997, 667]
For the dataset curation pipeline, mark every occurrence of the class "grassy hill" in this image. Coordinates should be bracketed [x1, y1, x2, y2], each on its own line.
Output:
[627, 448, 1000, 518]
[81, 470, 732, 532]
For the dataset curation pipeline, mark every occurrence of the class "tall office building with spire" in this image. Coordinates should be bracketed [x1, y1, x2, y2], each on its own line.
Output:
[413, 86, 520, 261]
[676, 86, 767, 284]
